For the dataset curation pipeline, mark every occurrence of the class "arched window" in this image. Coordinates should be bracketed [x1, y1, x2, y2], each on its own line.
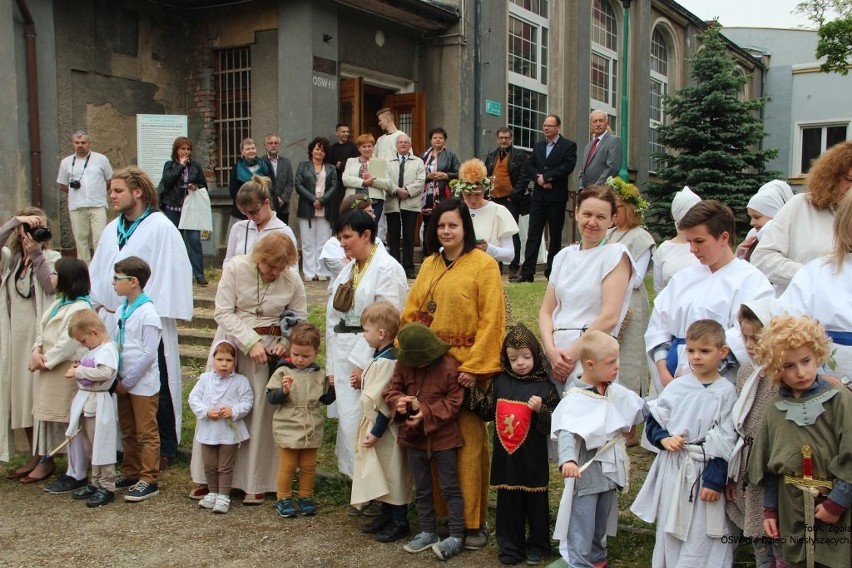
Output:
[590, 0, 618, 128]
[649, 28, 669, 173]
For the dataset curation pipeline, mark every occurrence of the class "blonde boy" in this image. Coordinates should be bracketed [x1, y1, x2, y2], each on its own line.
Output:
[551, 331, 643, 567]
[64, 309, 119, 507]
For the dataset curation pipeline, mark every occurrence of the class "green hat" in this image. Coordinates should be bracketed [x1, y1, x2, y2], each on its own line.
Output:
[394, 323, 451, 367]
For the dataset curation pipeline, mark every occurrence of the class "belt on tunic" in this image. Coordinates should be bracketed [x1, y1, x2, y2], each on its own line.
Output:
[333, 320, 364, 334]
[665, 337, 686, 376]
[254, 325, 282, 336]
[436, 332, 476, 347]
[827, 330, 852, 346]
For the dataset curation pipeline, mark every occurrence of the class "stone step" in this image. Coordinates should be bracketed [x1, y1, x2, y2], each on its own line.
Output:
[185, 307, 216, 330]
[192, 296, 215, 310]
[177, 326, 216, 346]
[179, 343, 211, 368]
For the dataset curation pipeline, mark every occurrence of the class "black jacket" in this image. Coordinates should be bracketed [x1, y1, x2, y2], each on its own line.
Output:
[159, 160, 207, 208]
[524, 135, 577, 203]
[484, 146, 531, 202]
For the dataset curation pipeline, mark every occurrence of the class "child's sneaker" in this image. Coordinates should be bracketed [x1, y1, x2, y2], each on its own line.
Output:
[298, 497, 317, 516]
[403, 532, 439, 553]
[199, 492, 219, 509]
[124, 480, 159, 502]
[212, 494, 230, 514]
[114, 475, 138, 491]
[71, 484, 99, 500]
[275, 498, 298, 518]
[432, 536, 464, 561]
[464, 527, 489, 550]
[85, 488, 115, 508]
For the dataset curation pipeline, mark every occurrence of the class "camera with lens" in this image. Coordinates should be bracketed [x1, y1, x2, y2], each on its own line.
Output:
[69, 179, 81, 190]
[23, 223, 52, 243]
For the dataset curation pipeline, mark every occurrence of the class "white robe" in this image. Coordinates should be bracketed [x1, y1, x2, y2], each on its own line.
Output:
[651, 240, 699, 295]
[781, 254, 852, 378]
[325, 245, 408, 477]
[550, 382, 643, 560]
[751, 193, 835, 296]
[549, 243, 635, 395]
[223, 216, 298, 267]
[89, 211, 193, 440]
[469, 201, 519, 264]
[630, 375, 737, 568]
[645, 258, 774, 394]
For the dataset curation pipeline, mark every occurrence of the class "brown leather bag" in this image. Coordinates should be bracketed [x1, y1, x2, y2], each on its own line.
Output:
[332, 276, 355, 312]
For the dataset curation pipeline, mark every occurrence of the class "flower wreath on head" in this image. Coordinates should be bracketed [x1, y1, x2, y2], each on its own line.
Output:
[451, 158, 495, 196]
[605, 176, 650, 213]
[346, 194, 372, 211]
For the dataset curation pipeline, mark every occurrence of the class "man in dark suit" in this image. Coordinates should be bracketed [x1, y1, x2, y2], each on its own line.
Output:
[261, 133, 294, 226]
[484, 127, 530, 279]
[329, 123, 359, 224]
[511, 114, 577, 282]
[577, 110, 622, 190]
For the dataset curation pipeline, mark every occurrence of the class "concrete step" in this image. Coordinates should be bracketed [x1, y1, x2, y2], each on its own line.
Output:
[176, 326, 216, 346]
[192, 296, 215, 310]
[186, 307, 216, 330]
[179, 343, 211, 368]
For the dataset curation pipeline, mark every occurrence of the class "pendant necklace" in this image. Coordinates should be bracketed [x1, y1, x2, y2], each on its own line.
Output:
[255, 265, 271, 316]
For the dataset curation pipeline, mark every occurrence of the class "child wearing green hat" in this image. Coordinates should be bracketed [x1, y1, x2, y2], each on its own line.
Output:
[383, 322, 465, 561]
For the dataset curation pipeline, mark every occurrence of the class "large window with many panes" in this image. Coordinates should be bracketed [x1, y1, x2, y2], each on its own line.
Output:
[214, 47, 252, 187]
[649, 28, 669, 173]
[590, 0, 618, 127]
[508, 0, 549, 150]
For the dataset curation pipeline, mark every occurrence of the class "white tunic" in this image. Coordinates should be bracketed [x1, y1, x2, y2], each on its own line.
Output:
[326, 245, 408, 477]
[781, 254, 852, 378]
[119, 302, 163, 396]
[89, 211, 193, 438]
[188, 371, 253, 445]
[223, 216, 298, 267]
[751, 193, 835, 296]
[630, 375, 737, 568]
[549, 243, 634, 392]
[651, 240, 699, 295]
[469, 201, 519, 264]
[66, 341, 119, 465]
[645, 258, 774, 394]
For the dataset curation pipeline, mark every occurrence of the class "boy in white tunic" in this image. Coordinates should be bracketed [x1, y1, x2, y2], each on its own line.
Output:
[111, 256, 163, 503]
[65, 309, 119, 508]
[551, 331, 644, 567]
[631, 320, 738, 568]
[645, 200, 774, 393]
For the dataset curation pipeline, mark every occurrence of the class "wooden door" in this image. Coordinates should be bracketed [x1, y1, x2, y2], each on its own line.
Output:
[339, 77, 363, 137]
[383, 92, 426, 155]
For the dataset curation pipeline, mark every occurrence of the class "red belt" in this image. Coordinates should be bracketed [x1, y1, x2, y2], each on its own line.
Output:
[437, 332, 476, 347]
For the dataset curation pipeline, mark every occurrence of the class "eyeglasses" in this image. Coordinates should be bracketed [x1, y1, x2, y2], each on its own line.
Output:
[542, 123, 558, 128]
[113, 275, 134, 282]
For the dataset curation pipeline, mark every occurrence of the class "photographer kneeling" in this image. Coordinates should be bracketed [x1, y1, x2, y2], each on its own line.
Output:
[0, 209, 62, 481]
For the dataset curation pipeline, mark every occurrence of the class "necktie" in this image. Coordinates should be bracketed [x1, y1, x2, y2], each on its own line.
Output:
[546, 142, 554, 159]
[585, 137, 600, 168]
[398, 155, 406, 188]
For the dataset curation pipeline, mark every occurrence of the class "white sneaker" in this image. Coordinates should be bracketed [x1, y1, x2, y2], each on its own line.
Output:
[199, 492, 218, 509]
[212, 494, 231, 514]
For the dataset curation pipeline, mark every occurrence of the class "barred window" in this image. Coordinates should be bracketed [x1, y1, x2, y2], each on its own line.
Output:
[214, 47, 252, 187]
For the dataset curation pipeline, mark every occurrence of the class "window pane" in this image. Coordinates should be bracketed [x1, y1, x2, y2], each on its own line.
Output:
[510, 0, 547, 17]
[651, 29, 668, 76]
[591, 53, 612, 104]
[215, 47, 252, 187]
[592, 0, 618, 51]
[541, 27, 548, 86]
[801, 128, 822, 174]
[827, 125, 847, 150]
[509, 16, 537, 80]
[508, 84, 548, 150]
[650, 79, 664, 123]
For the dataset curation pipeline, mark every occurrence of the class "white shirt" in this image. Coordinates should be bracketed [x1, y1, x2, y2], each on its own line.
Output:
[223, 216, 298, 267]
[57, 151, 113, 210]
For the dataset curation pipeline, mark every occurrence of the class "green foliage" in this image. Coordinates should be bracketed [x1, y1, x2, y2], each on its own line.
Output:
[817, 17, 852, 74]
[646, 26, 779, 238]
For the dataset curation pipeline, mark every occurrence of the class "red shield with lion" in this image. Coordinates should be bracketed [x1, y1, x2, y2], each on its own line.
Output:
[496, 399, 532, 454]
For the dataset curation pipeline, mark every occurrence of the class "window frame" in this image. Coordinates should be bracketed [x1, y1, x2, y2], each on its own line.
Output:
[796, 121, 850, 175]
[507, 1, 550, 151]
[649, 28, 670, 174]
[590, 0, 619, 121]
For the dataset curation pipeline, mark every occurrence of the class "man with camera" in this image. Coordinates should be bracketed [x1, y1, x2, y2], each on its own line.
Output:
[57, 130, 113, 262]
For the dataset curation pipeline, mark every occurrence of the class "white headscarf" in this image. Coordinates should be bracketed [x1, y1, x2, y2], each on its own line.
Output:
[747, 180, 793, 219]
[671, 186, 701, 225]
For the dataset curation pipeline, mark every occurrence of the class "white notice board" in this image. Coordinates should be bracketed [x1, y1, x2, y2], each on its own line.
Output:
[136, 114, 188, 186]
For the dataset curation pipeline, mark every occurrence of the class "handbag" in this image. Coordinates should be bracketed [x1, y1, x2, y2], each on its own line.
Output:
[332, 274, 355, 312]
[179, 187, 213, 232]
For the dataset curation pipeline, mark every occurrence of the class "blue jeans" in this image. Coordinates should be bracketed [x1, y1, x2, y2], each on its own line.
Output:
[163, 208, 204, 281]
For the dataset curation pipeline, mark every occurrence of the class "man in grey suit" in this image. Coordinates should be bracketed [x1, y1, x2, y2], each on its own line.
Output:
[261, 133, 294, 225]
[577, 110, 622, 190]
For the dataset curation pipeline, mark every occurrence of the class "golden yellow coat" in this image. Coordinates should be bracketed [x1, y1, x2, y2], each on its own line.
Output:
[402, 249, 505, 375]
[402, 248, 505, 529]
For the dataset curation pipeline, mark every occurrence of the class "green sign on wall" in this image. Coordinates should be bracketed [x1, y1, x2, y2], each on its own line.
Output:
[485, 99, 502, 116]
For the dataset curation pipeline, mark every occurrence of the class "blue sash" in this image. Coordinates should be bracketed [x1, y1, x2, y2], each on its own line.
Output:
[827, 330, 852, 346]
[665, 337, 687, 376]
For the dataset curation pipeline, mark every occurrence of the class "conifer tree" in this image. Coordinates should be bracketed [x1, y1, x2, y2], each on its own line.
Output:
[647, 25, 779, 237]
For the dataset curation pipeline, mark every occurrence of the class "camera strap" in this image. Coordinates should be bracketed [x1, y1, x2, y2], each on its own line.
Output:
[70, 153, 91, 182]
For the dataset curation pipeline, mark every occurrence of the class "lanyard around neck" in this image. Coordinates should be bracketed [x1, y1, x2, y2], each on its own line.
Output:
[71, 153, 91, 181]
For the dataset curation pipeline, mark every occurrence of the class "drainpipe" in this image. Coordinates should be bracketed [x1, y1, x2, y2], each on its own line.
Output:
[15, 0, 42, 207]
[473, 0, 482, 158]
